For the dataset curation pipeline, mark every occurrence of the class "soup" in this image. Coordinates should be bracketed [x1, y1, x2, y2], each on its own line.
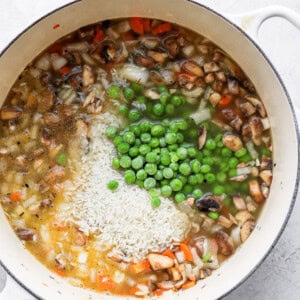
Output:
[0, 18, 272, 297]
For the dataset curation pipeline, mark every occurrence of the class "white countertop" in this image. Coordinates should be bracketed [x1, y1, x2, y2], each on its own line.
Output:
[0, 1, 299, 299]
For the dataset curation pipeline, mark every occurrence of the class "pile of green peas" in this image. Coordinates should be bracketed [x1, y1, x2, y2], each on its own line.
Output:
[105, 83, 253, 209]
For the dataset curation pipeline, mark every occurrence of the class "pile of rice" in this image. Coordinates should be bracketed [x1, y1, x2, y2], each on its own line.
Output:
[64, 111, 190, 262]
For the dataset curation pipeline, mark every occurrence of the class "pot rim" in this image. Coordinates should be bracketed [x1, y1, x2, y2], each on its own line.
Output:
[0, 1, 299, 299]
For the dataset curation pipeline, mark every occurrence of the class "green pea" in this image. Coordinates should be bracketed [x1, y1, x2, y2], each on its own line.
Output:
[123, 131, 135, 144]
[161, 179, 170, 186]
[134, 139, 142, 147]
[208, 211, 219, 220]
[130, 82, 142, 93]
[145, 152, 158, 163]
[195, 151, 203, 161]
[202, 149, 211, 157]
[151, 125, 166, 137]
[152, 148, 161, 154]
[154, 170, 163, 181]
[105, 126, 118, 139]
[132, 156, 144, 170]
[160, 93, 170, 105]
[124, 170, 136, 184]
[195, 173, 204, 184]
[151, 197, 161, 208]
[136, 180, 144, 188]
[214, 133, 223, 142]
[177, 120, 188, 131]
[171, 95, 182, 106]
[118, 105, 129, 116]
[162, 119, 170, 127]
[223, 197, 232, 206]
[160, 154, 171, 166]
[200, 164, 211, 173]
[177, 175, 187, 185]
[188, 128, 198, 140]
[191, 160, 201, 173]
[129, 124, 141, 137]
[165, 132, 177, 145]
[235, 147, 247, 157]
[124, 87, 135, 100]
[113, 135, 123, 146]
[205, 138, 216, 150]
[183, 184, 193, 194]
[170, 152, 179, 163]
[136, 169, 147, 180]
[239, 154, 251, 163]
[168, 144, 178, 152]
[159, 137, 167, 147]
[112, 157, 120, 169]
[217, 141, 224, 148]
[170, 162, 179, 171]
[107, 180, 119, 191]
[262, 147, 271, 156]
[179, 162, 191, 176]
[202, 157, 213, 166]
[165, 103, 175, 115]
[216, 172, 227, 183]
[161, 185, 172, 197]
[221, 148, 232, 157]
[214, 185, 225, 195]
[149, 138, 159, 148]
[141, 133, 151, 144]
[120, 155, 132, 168]
[228, 157, 239, 169]
[202, 252, 212, 263]
[144, 177, 156, 190]
[129, 146, 139, 157]
[153, 103, 165, 116]
[108, 85, 120, 98]
[56, 153, 67, 166]
[188, 175, 198, 186]
[118, 143, 130, 154]
[163, 168, 174, 179]
[187, 147, 197, 158]
[139, 121, 151, 133]
[158, 86, 168, 93]
[139, 144, 151, 156]
[176, 133, 184, 144]
[228, 168, 237, 178]
[145, 163, 157, 175]
[128, 109, 141, 122]
[136, 95, 146, 103]
[205, 173, 216, 183]
[192, 188, 203, 198]
[174, 193, 186, 203]
[148, 188, 160, 198]
[170, 178, 183, 191]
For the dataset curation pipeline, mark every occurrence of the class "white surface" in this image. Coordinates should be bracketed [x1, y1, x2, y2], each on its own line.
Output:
[0, 0, 299, 299]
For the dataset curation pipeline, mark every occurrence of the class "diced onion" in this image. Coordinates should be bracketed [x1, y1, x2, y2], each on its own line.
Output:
[182, 44, 195, 58]
[190, 108, 211, 124]
[64, 41, 89, 52]
[191, 247, 204, 268]
[231, 226, 241, 246]
[261, 118, 271, 130]
[246, 141, 258, 159]
[35, 54, 51, 71]
[181, 87, 204, 98]
[113, 270, 125, 283]
[119, 64, 149, 84]
[50, 53, 67, 71]
[175, 250, 185, 263]
[237, 166, 252, 176]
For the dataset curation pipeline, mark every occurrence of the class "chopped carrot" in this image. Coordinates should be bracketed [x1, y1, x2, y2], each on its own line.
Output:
[143, 19, 151, 32]
[93, 29, 104, 44]
[59, 66, 71, 75]
[130, 17, 144, 35]
[153, 289, 164, 296]
[218, 95, 232, 107]
[182, 280, 196, 290]
[98, 274, 115, 291]
[181, 236, 191, 244]
[152, 22, 172, 35]
[124, 31, 135, 41]
[52, 221, 68, 231]
[53, 268, 65, 277]
[129, 259, 151, 274]
[180, 243, 193, 262]
[162, 248, 176, 259]
[10, 191, 21, 202]
[48, 43, 63, 54]
[129, 285, 141, 296]
[53, 23, 60, 30]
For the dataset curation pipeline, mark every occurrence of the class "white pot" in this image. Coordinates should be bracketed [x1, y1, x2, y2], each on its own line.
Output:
[0, 1, 299, 299]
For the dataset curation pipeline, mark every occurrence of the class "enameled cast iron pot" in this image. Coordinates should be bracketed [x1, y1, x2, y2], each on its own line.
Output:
[0, 1, 299, 299]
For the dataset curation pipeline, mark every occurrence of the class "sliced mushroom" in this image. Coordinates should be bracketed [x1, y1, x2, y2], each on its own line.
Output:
[217, 215, 233, 229]
[44, 112, 60, 125]
[259, 170, 272, 186]
[16, 228, 36, 241]
[261, 155, 273, 170]
[147, 254, 174, 271]
[82, 65, 94, 87]
[240, 102, 256, 117]
[222, 133, 243, 151]
[249, 179, 265, 203]
[248, 116, 263, 146]
[198, 125, 207, 150]
[144, 88, 160, 100]
[38, 89, 54, 113]
[0, 107, 23, 120]
[157, 281, 175, 290]
[195, 194, 222, 212]
[230, 174, 248, 182]
[240, 221, 256, 242]
[182, 60, 204, 77]
[245, 96, 266, 118]
[230, 116, 243, 132]
[73, 229, 87, 246]
[232, 195, 247, 211]
[147, 50, 168, 64]
[41, 128, 53, 146]
[184, 197, 195, 207]
[162, 33, 180, 58]
[134, 52, 156, 68]
[40, 198, 53, 208]
[214, 231, 234, 256]
[170, 267, 182, 281]
[235, 210, 254, 226]
[0, 195, 11, 204]
[93, 40, 127, 64]
[228, 79, 239, 95]
[209, 92, 221, 107]
[261, 182, 270, 198]
[203, 62, 220, 73]
[139, 35, 160, 49]
[201, 217, 215, 232]
[55, 254, 67, 270]
[43, 165, 66, 184]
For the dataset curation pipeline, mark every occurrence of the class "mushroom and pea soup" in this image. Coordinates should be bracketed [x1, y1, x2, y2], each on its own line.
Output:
[0, 18, 273, 297]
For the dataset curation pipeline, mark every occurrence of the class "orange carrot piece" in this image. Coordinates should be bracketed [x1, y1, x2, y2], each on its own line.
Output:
[143, 19, 151, 32]
[129, 259, 151, 274]
[153, 289, 164, 296]
[124, 31, 135, 41]
[182, 280, 196, 290]
[129, 285, 141, 296]
[218, 95, 232, 107]
[152, 22, 172, 35]
[181, 236, 191, 244]
[130, 17, 144, 35]
[93, 29, 104, 44]
[52, 221, 68, 231]
[98, 274, 115, 291]
[53, 268, 65, 277]
[52, 23, 60, 30]
[162, 248, 176, 259]
[10, 191, 21, 202]
[59, 66, 71, 75]
[180, 243, 193, 262]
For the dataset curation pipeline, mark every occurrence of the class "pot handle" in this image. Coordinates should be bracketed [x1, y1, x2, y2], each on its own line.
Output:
[225, 5, 300, 40]
[0, 272, 33, 300]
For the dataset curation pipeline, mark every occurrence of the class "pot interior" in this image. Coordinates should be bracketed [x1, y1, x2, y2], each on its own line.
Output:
[0, 0, 298, 299]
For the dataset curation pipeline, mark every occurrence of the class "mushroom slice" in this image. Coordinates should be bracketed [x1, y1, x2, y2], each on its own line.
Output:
[214, 231, 235, 256]
[261, 182, 270, 198]
[239, 102, 256, 117]
[261, 155, 273, 170]
[182, 60, 204, 77]
[0, 107, 23, 120]
[198, 125, 207, 150]
[249, 179, 265, 203]
[230, 116, 243, 132]
[147, 254, 174, 271]
[218, 216, 233, 229]
[232, 195, 247, 211]
[203, 62, 220, 73]
[170, 267, 182, 281]
[147, 50, 168, 64]
[16, 228, 36, 241]
[259, 170, 272, 186]
[248, 116, 263, 146]
[144, 88, 160, 100]
[235, 210, 254, 226]
[82, 65, 94, 87]
[43, 165, 66, 184]
[195, 194, 222, 212]
[240, 221, 256, 242]
[222, 133, 243, 151]
[157, 281, 175, 290]
[245, 96, 266, 118]
[230, 174, 248, 182]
